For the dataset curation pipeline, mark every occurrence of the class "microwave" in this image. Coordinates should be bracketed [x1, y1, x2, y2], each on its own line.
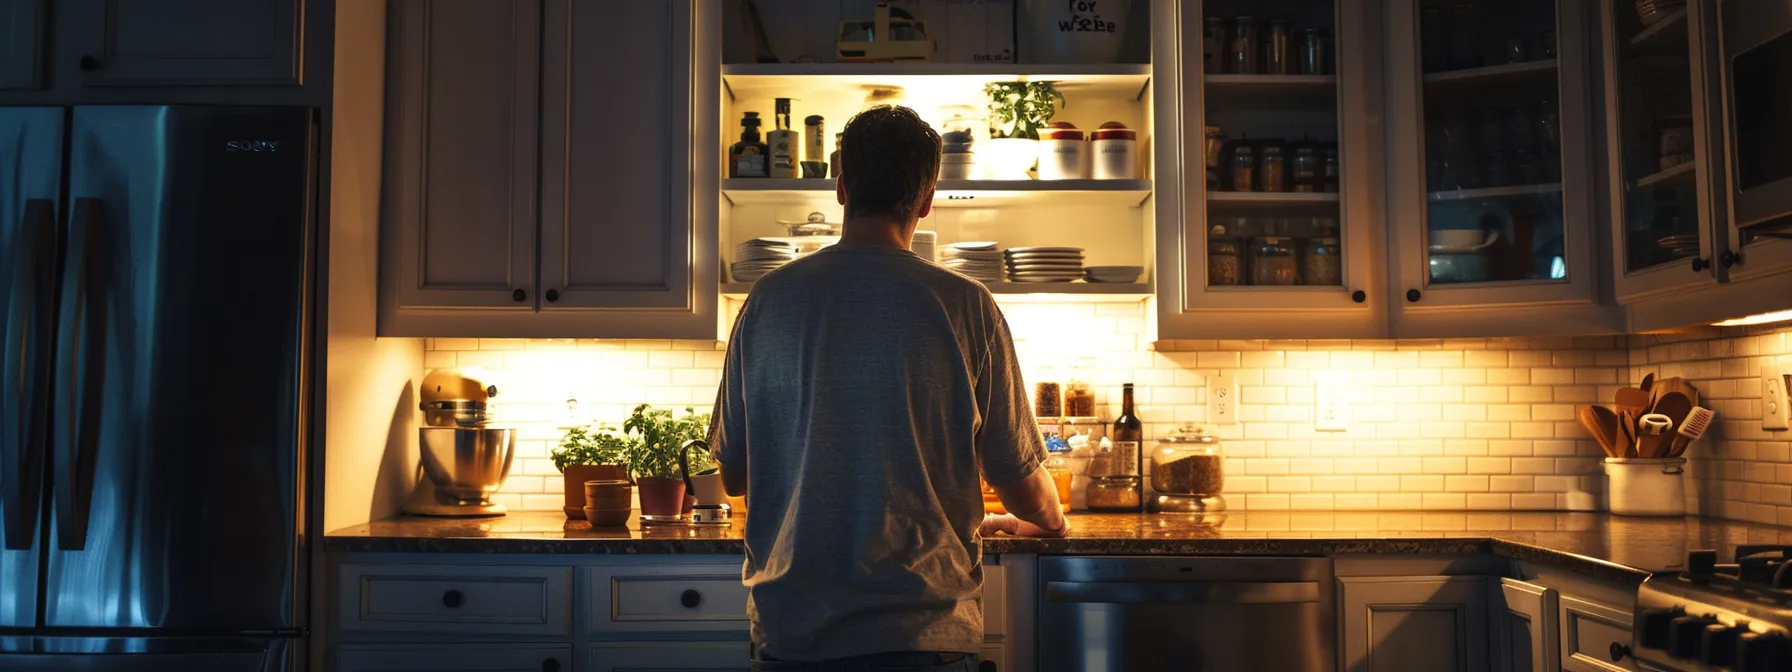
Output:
[1723, 0, 1792, 228]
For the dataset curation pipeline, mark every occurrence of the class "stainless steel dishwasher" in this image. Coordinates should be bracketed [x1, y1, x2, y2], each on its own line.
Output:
[1039, 556, 1336, 671]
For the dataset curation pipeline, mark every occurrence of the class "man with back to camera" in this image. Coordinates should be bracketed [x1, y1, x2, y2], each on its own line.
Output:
[705, 105, 1070, 671]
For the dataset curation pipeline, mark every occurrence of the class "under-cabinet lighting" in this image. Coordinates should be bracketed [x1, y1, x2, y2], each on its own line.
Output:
[1712, 309, 1792, 327]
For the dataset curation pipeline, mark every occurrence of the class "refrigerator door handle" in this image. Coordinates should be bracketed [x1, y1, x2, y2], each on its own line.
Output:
[52, 198, 109, 551]
[2, 199, 56, 551]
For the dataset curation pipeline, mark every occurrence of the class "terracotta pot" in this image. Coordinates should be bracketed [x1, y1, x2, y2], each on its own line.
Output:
[636, 477, 688, 518]
[561, 464, 626, 518]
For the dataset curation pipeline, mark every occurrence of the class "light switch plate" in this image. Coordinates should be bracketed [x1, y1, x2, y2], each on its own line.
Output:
[1211, 374, 1238, 425]
[1766, 373, 1791, 431]
[1314, 372, 1349, 432]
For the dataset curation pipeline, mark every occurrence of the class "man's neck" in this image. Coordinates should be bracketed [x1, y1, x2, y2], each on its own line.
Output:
[838, 217, 914, 249]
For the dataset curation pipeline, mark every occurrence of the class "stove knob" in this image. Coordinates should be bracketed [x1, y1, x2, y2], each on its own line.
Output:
[1700, 624, 1744, 667]
[1736, 632, 1792, 672]
[1686, 549, 1718, 577]
[1669, 615, 1719, 659]
[1640, 607, 1686, 648]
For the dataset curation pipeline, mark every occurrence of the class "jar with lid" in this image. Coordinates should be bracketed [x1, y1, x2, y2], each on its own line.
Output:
[1064, 379, 1096, 417]
[1148, 425, 1227, 513]
[1303, 236, 1342, 286]
[1204, 126, 1225, 188]
[1091, 122, 1137, 180]
[1226, 17, 1259, 74]
[1208, 237, 1242, 286]
[1042, 435, 1074, 514]
[1229, 142, 1256, 191]
[1037, 122, 1087, 180]
[1251, 238, 1298, 285]
[1263, 18, 1293, 74]
[1321, 146, 1340, 192]
[1291, 144, 1319, 192]
[1204, 16, 1227, 74]
[1259, 143, 1287, 192]
[1034, 381, 1062, 419]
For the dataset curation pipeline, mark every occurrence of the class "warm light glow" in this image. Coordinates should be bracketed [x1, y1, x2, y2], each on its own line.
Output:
[1712, 309, 1792, 327]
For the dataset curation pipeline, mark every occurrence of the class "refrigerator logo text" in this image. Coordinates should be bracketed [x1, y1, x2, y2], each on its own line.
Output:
[225, 140, 281, 153]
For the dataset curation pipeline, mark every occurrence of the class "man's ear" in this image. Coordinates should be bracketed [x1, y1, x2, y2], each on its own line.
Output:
[917, 188, 934, 219]
[836, 175, 847, 207]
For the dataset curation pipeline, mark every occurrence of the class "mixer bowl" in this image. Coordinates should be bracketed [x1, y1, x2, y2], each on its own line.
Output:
[419, 427, 516, 502]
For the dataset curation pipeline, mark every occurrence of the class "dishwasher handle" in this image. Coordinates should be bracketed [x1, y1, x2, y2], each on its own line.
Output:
[1045, 580, 1321, 605]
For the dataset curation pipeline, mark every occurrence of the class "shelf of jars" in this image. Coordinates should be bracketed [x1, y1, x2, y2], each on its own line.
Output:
[1428, 182, 1563, 202]
[721, 178, 1154, 208]
[720, 281, 1154, 302]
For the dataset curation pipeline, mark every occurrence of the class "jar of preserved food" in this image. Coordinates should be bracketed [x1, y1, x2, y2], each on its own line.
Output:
[1259, 143, 1287, 192]
[1148, 425, 1226, 513]
[1064, 380, 1096, 417]
[1230, 143, 1256, 191]
[1303, 236, 1342, 286]
[1263, 19, 1293, 74]
[1251, 238, 1298, 286]
[1034, 381, 1062, 418]
[1204, 17, 1227, 74]
[1209, 238, 1242, 286]
[1322, 147, 1341, 192]
[1227, 17, 1259, 74]
[1292, 145, 1319, 192]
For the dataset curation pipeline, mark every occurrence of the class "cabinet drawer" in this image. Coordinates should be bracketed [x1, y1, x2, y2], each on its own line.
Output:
[339, 563, 572, 636]
[337, 644, 571, 672]
[587, 564, 747, 634]
[1560, 595, 1633, 672]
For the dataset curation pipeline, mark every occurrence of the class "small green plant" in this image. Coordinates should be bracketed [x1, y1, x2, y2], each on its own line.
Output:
[551, 423, 638, 473]
[984, 81, 1065, 140]
[621, 404, 712, 480]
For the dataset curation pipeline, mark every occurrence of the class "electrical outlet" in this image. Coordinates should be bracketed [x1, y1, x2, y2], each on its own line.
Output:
[1211, 374, 1238, 425]
[1315, 372, 1349, 432]
[1766, 373, 1791, 431]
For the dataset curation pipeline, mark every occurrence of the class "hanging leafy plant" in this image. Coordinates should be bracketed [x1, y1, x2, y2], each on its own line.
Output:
[984, 81, 1066, 140]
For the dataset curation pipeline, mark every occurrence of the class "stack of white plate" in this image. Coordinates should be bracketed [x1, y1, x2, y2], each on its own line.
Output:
[1636, 0, 1685, 25]
[732, 239, 798, 283]
[940, 242, 1004, 283]
[1084, 265, 1144, 283]
[1005, 247, 1085, 283]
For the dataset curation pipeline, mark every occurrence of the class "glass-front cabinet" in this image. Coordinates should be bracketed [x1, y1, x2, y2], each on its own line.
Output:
[1601, 0, 1727, 301]
[1386, 0, 1619, 334]
[1157, 0, 1386, 339]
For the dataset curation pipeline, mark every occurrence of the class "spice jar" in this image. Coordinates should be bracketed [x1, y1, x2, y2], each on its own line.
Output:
[1064, 380, 1096, 417]
[1147, 425, 1227, 513]
[1034, 381, 1062, 418]
[1263, 18, 1293, 75]
[1299, 27, 1332, 75]
[1251, 238, 1298, 286]
[1303, 236, 1342, 286]
[1230, 143, 1256, 191]
[1037, 122, 1087, 180]
[1209, 237, 1242, 286]
[1091, 122, 1138, 180]
[1227, 16, 1259, 74]
[1259, 143, 1287, 192]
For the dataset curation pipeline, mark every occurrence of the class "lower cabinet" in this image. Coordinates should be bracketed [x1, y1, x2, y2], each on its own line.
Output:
[586, 642, 751, 672]
[337, 644, 573, 672]
[1498, 578, 1561, 672]
[1339, 575, 1493, 672]
[1558, 595, 1634, 672]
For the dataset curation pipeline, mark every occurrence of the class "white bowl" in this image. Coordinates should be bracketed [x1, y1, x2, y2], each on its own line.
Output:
[1429, 229, 1491, 249]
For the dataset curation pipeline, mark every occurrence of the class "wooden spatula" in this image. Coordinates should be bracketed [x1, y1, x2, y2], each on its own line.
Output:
[1617, 408, 1639, 458]
[1646, 392, 1694, 458]
[1578, 407, 1620, 458]
[1615, 386, 1651, 415]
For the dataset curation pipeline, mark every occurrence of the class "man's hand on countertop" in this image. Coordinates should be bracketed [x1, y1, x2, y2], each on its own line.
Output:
[980, 512, 1070, 538]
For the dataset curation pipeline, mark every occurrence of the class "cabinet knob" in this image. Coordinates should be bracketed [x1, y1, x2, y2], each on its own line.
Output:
[78, 56, 102, 71]
[1351, 290, 1366, 303]
[1405, 289, 1421, 303]
[979, 661, 997, 672]
[679, 589, 702, 609]
[545, 289, 560, 303]
[441, 589, 464, 608]
[541, 658, 561, 672]
[1609, 642, 1630, 662]
[1692, 257, 1709, 272]
[512, 288, 527, 302]
[1721, 251, 1743, 269]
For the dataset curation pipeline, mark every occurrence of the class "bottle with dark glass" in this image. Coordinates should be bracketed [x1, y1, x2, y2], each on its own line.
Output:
[729, 112, 768, 178]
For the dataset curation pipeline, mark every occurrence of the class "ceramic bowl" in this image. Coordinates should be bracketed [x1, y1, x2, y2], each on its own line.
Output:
[1429, 229, 1490, 249]
[584, 480, 633, 509]
[584, 506, 631, 527]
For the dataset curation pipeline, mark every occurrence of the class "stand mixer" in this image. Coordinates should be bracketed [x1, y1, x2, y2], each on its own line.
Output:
[403, 368, 517, 517]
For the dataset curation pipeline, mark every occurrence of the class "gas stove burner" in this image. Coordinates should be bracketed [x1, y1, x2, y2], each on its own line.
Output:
[1735, 545, 1792, 589]
[1634, 546, 1792, 671]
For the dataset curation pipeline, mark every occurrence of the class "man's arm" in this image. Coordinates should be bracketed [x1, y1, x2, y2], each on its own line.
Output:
[987, 466, 1067, 537]
[709, 303, 750, 498]
[973, 304, 1070, 538]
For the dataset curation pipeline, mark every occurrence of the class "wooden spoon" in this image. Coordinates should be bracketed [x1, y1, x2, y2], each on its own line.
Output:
[1615, 386, 1651, 416]
[1578, 407, 1621, 458]
[1640, 373, 1654, 391]
[1616, 408, 1639, 458]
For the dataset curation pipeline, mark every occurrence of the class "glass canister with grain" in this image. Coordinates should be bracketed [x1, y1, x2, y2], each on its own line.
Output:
[1148, 425, 1227, 513]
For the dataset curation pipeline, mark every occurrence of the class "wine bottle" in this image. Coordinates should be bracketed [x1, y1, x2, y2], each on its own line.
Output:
[1111, 383, 1143, 510]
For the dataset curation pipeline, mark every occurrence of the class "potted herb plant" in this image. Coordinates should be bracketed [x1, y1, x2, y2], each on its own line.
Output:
[982, 81, 1065, 180]
[622, 404, 712, 520]
[552, 424, 636, 519]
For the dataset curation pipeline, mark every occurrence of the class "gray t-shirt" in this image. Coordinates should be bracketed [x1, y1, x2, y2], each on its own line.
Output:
[709, 243, 1044, 661]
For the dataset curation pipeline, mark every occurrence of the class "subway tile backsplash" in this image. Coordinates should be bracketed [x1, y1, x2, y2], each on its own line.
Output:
[424, 301, 1792, 521]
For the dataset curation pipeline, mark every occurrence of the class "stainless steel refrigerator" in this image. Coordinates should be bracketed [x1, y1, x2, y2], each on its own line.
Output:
[0, 106, 314, 671]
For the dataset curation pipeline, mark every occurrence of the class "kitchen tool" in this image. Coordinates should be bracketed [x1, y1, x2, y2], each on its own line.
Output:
[1615, 386, 1652, 416]
[679, 440, 732, 525]
[1579, 407, 1621, 458]
[1148, 425, 1227, 513]
[1640, 373, 1654, 391]
[1603, 457, 1686, 516]
[1648, 392, 1694, 458]
[1635, 413, 1674, 458]
[405, 425, 517, 517]
[1617, 408, 1640, 458]
[1668, 406, 1714, 457]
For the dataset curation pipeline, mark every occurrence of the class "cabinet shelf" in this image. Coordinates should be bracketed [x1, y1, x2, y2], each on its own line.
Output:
[1423, 59, 1558, 85]
[723, 281, 1152, 302]
[1630, 9, 1689, 50]
[722, 178, 1152, 207]
[1209, 191, 1340, 206]
[722, 63, 1152, 100]
[1427, 183, 1564, 202]
[1204, 74, 1337, 108]
[1634, 162, 1695, 189]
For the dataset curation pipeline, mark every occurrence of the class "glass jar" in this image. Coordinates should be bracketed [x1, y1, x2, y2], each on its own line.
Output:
[1230, 143, 1256, 191]
[1322, 147, 1340, 192]
[1034, 381, 1062, 418]
[1064, 380, 1096, 417]
[1043, 439, 1074, 514]
[1147, 425, 1227, 513]
[1209, 238, 1242, 286]
[1259, 144, 1287, 192]
[1087, 476, 1142, 512]
[1251, 238, 1298, 286]
[1303, 236, 1342, 286]
[1263, 19, 1293, 75]
[1292, 145, 1319, 192]
[1227, 16, 1259, 74]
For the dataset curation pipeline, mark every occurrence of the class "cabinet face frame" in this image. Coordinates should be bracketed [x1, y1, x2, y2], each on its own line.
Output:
[1498, 577, 1562, 672]
[0, 0, 44, 90]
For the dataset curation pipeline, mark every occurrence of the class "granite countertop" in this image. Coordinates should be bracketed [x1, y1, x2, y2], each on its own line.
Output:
[325, 510, 1792, 582]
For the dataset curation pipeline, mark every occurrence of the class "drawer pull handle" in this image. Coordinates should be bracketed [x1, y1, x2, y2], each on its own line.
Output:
[442, 589, 464, 608]
[541, 658, 561, 672]
[680, 589, 702, 609]
[1609, 642, 1629, 662]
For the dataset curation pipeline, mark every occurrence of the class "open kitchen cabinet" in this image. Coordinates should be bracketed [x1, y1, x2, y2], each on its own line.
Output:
[716, 0, 1157, 308]
[378, 0, 721, 338]
[1156, 0, 1388, 339]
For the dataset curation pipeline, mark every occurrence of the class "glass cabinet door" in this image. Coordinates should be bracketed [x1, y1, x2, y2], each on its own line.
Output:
[1389, 0, 1603, 318]
[1603, 0, 1718, 298]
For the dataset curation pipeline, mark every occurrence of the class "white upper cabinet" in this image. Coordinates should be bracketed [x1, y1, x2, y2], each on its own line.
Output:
[59, 0, 303, 86]
[1156, 0, 1389, 339]
[0, 0, 44, 90]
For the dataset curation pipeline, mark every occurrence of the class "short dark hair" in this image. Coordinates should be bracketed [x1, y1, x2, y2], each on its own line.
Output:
[840, 105, 942, 221]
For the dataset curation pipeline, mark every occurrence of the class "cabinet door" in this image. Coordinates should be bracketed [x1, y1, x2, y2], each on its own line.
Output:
[60, 0, 301, 86]
[1558, 595, 1632, 672]
[585, 642, 749, 672]
[538, 0, 720, 336]
[379, 0, 541, 334]
[337, 644, 572, 672]
[1156, 0, 1386, 339]
[1498, 578, 1561, 672]
[1386, 0, 1618, 335]
[1600, 0, 1725, 301]
[0, 0, 44, 89]
[1339, 576, 1492, 672]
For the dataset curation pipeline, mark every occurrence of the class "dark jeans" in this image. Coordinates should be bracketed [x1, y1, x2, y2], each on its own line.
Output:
[749, 651, 980, 672]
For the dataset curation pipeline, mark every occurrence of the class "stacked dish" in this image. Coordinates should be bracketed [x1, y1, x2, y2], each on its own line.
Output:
[1005, 247, 1085, 283]
[1657, 234, 1699, 257]
[1084, 265, 1144, 283]
[732, 239, 798, 282]
[1636, 0, 1684, 25]
[940, 242, 1004, 282]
